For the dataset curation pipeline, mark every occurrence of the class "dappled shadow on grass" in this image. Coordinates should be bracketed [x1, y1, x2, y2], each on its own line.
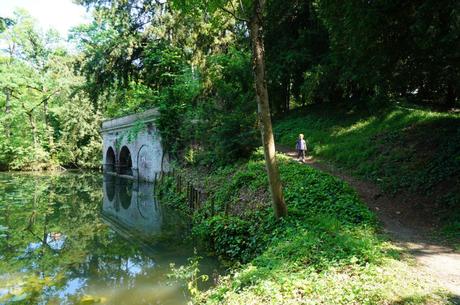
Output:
[274, 105, 460, 189]
[275, 105, 460, 247]
[192, 144, 457, 304]
[275, 152, 460, 298]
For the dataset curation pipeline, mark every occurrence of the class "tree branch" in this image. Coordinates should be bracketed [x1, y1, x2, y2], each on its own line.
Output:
[219, 7, 249, 23]
[26, 84, 43, 93]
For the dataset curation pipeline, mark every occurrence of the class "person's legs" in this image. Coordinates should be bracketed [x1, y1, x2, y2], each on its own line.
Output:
[300, 150, 305, 162]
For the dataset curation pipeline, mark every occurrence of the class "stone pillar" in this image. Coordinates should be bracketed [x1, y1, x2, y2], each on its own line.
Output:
[132, 167, 139, 180]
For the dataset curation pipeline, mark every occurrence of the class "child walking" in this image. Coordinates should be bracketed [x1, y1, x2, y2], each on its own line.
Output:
[295, 134, 307, 163]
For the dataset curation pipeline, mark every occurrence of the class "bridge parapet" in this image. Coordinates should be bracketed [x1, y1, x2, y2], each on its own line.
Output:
[101, 108, 159, 132]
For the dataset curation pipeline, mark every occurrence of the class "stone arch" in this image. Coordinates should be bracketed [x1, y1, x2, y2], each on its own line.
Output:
[118, 146, 133, 176]
[105, 147, 116, 172]
[137, 144, 158, 181]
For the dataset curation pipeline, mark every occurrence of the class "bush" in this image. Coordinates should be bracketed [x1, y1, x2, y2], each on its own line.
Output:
[158, 150, 450, 304]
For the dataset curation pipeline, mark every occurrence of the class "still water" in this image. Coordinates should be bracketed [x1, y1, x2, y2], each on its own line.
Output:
[0, 172, 219, 305]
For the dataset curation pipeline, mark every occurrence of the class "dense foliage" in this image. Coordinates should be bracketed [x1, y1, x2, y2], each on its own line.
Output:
[157, 152, 453, 304]
[2, 1, 458, 169]
[274, 103, 460, 241]
[0, 11, 101, 170]
[1, 1, 459, 303]
[317, 0, 460, 107]
[71, 0, 459, 168]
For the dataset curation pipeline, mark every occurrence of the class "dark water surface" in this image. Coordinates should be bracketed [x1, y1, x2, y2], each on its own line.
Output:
[0, 172, 219, 305]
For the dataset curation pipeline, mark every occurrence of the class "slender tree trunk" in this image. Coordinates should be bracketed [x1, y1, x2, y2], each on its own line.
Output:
[26, 111, 38, 149]
[43, 99, 55, 155]
[4, 89, 11, 137]
[5, 90, 10, 114]
[43, 99, 48, 126]
[249, 0, 287, 219]
[285, 80, 290, 113]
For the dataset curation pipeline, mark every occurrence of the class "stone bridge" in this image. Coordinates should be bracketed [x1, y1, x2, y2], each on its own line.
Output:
[101, 108, 169, 182]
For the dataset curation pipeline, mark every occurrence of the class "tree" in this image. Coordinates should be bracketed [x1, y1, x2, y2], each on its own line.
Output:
[0, 17, 14, 33]
[209, 0, 288, 218]
[246, 0, 287, 218]
[264, 0, 330, 111]
[316, 0, 460, 107]
[0, 10, 101, 170]
[76, 0, 287, 218]
[154, 0, 288, 218]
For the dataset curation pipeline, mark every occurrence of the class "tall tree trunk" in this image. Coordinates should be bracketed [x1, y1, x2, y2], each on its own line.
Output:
[5, 89, 10, 114]
[249, 0, 287, 219]
[26, 110, 38, 149]
[43, 99, 55, 155]
[43, 99, 48, 127]
[285, 79, 290, 113]
[4, 89, 11, 137]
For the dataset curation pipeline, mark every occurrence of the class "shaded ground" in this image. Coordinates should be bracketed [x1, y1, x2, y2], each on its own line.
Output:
[278, 145, 460, 296]
[274, 107, 460, 241]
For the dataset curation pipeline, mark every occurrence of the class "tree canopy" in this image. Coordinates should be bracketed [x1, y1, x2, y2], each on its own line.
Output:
[0, 10, 101, 170]
[1, 1, 458, 169]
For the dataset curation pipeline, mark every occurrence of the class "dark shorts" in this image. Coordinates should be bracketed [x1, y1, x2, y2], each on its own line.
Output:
[297, 149, 305, 159]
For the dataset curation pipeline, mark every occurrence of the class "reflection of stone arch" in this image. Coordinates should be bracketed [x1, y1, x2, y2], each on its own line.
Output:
[136, 182, 152, 219]
[137, 197, 148, 219]
[105, 147, 116, 172]
[118, 179, 133, 209]
[118, 146, 133, 176]
[104, 175, 116, 202]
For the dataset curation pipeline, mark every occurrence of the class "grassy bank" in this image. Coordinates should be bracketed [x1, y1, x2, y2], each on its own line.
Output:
[274, 103, 460, 240]
[158, 151, 454, 304]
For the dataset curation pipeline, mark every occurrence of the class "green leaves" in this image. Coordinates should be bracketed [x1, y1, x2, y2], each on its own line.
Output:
[0, 224, 8, 238]
[0, 10, 101, 170]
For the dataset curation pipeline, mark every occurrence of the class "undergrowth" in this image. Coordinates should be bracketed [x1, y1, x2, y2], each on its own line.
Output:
[274, 103, 460, 244]
[157, 150, 453, 304]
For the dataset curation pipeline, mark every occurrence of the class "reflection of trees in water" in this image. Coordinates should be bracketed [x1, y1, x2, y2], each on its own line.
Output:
[0, 173, 177, 304]
[0, 172, 215, 305]
[0, 173, 105, 304]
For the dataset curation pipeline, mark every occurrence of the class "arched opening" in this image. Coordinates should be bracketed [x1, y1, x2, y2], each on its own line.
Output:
[105, 147, 116, 173]
[118, 146, 133, 176]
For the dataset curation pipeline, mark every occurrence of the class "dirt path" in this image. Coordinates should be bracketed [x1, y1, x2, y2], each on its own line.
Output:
[278, 146, 460, 296]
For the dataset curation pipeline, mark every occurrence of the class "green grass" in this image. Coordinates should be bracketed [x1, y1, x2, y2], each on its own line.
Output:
[158, 151, 454, 304]
[274, 103, 460, 243]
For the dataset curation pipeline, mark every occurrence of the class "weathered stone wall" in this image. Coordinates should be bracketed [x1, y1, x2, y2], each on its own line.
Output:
[101, 109, 169, 182]
[102, 175, 162, 234]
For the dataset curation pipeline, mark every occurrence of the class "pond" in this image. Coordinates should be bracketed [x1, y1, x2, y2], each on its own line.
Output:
[0, 172, 220, 305]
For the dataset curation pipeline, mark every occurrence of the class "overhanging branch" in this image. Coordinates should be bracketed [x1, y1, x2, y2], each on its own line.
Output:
[220, 7, 249, 23]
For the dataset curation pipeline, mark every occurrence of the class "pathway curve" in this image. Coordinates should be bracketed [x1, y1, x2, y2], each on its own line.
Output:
[278, 146, 460, 296]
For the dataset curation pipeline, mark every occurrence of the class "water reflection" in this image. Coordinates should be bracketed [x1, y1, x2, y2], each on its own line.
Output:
[0, 172, 219, 305]
[103, 175, 162, 235]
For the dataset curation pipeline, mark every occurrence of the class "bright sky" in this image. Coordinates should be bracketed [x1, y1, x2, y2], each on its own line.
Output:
[0, 0, 90, 38]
